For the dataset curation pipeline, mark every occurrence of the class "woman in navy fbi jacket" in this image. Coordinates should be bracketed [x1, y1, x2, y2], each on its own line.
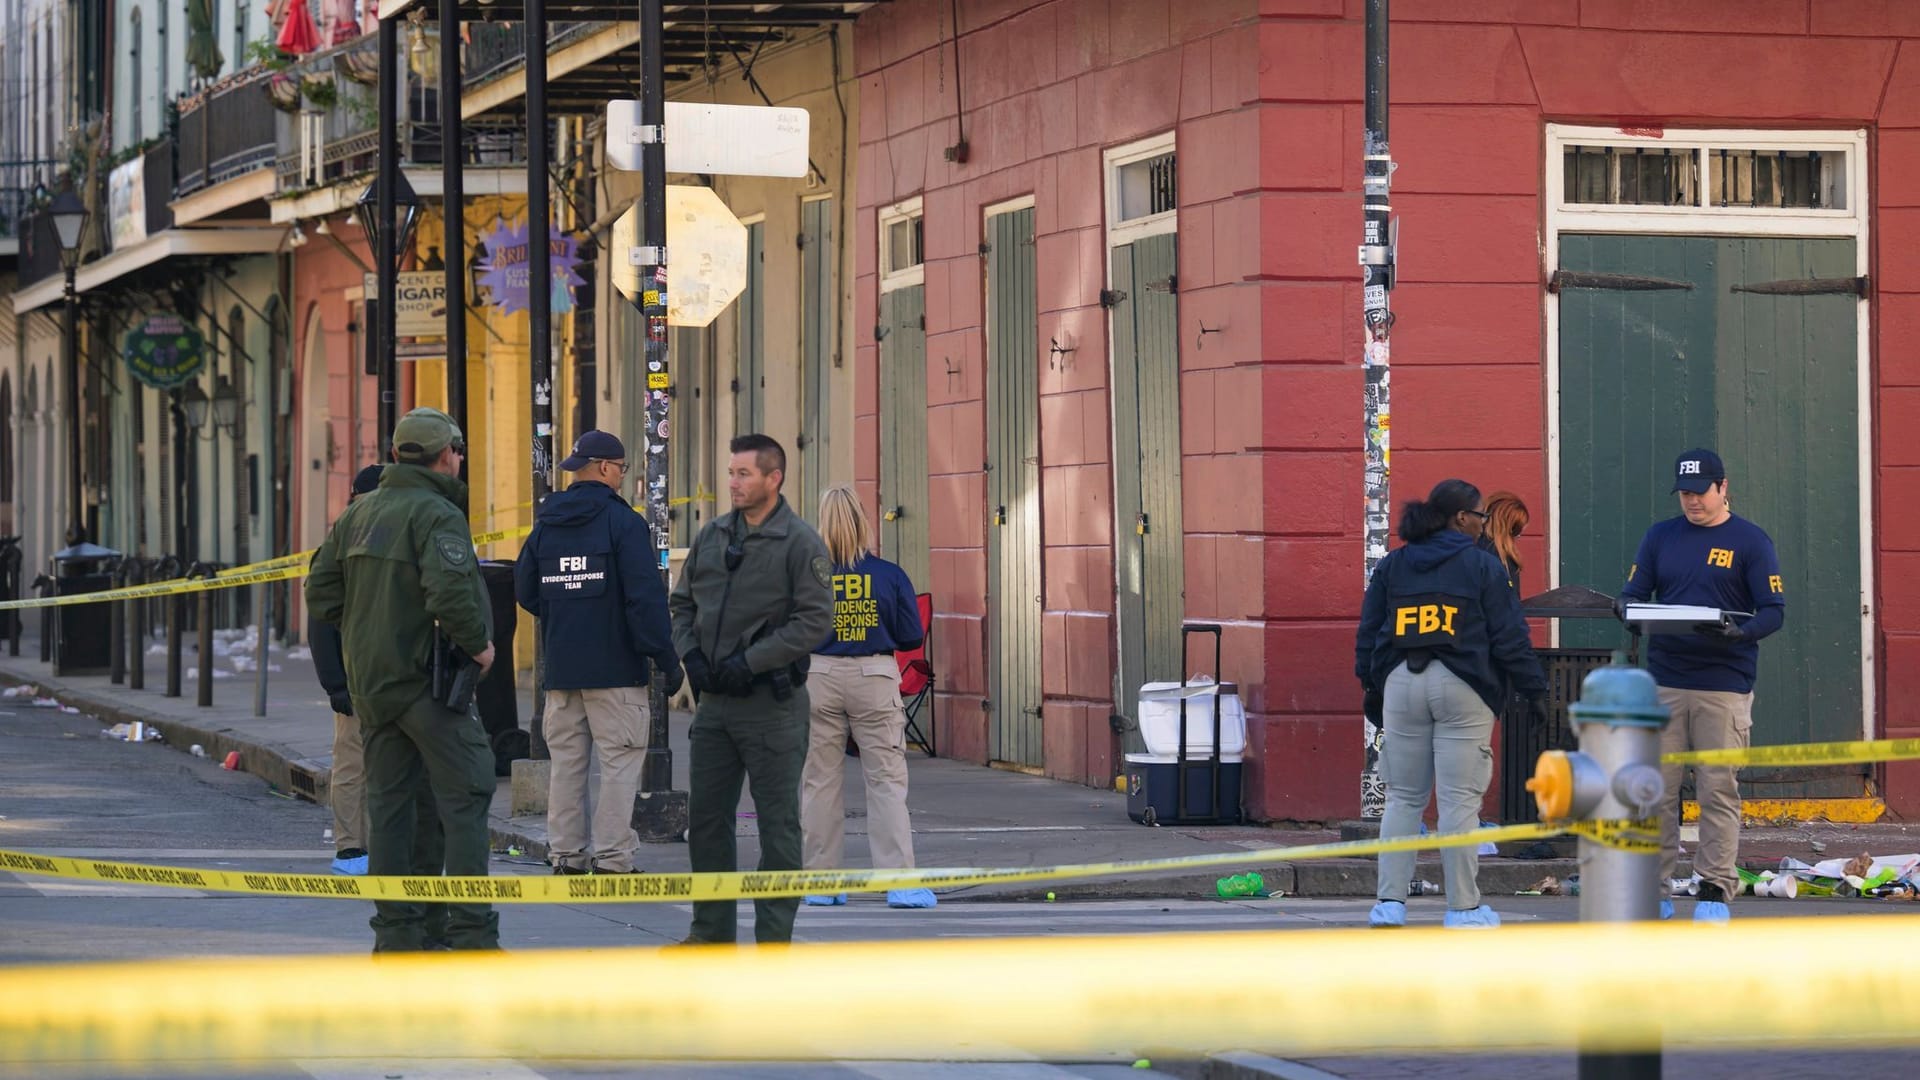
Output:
[798, 485, 933, 909]
[1355, 479, 1547, 929]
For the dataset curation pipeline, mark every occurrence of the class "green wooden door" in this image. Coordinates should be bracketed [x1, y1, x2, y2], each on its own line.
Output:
[1109, 234, 1183, 755]
[734, 221, 765, 439]
[1558, 234, 1862, 793]
[879, 284, 930, 586]
[986, 207, 1043, 768]
[800, 199, 835, 509]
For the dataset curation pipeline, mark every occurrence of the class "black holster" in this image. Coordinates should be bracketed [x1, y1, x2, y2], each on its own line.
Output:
[1404, 649, 1434, 674]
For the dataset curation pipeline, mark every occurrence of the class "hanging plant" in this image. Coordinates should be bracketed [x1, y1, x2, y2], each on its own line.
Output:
[301, 74, 339, 109]
[339, 48, 380, 86]
[266, 73, 303, 114]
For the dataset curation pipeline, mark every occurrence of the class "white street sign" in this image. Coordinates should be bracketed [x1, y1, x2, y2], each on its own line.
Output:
[606, 100, 810, 178]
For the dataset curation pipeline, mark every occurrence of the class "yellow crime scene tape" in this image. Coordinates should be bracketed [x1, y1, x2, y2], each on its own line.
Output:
[0, 526, 533, 612]
[1663, 735, 1920, 769]
[0, 819, 1655, 905]
[4, 917, 1918, 1067]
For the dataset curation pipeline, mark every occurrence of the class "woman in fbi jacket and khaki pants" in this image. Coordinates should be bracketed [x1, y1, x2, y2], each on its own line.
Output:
[799, 485, 935, 909]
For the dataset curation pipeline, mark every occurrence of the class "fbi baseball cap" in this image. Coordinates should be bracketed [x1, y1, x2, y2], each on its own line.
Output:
[559, 430, 626, 472]
[391, 407, 464, 464]
[1672, 448, 1726, 494]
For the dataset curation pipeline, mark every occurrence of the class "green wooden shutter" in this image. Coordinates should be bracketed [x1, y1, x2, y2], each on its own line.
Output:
[1109, 234, 1183, 752]
[879, 284, 930, 585]
[735, 221, 765, 438]
[1558, 233, 1862, 792]
[986, 207, 1042, 767]
[800, 199, 835, 508]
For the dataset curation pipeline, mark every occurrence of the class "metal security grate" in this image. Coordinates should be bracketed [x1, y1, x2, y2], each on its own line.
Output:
[1563, 145, 1697, 206]
[1116, 151, 1176, 222]
[1710, 148, 1836, 209]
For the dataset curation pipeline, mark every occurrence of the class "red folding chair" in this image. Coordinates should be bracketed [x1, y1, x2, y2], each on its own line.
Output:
[896, 593, 936, 756]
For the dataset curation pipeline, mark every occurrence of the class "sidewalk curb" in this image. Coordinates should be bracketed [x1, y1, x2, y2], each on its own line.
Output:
[0, 671, 333, 805]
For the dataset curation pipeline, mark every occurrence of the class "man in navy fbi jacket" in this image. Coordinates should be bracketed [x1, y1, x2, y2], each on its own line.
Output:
[515, 430, 682, 874]
[1618, 448, 1786, 923]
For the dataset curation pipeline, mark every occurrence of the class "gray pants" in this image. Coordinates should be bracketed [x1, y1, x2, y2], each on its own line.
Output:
[1375, 661, 1495, 911]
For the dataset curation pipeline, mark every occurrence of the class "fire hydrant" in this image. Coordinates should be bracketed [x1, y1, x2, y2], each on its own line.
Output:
[1525, 655, 1671, 923]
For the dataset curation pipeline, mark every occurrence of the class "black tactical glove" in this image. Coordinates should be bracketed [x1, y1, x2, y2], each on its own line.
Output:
[328, 691, 355, 718]
[1362, 686, 1384, 727]
[1612, 595, 1642, 635]
[681, 649, 714, 694]
[1526, 694, 1551, 731]
[658, 658, 685, 698]
[1693, 621, 1746, 643]
[716, 652, 757, 697]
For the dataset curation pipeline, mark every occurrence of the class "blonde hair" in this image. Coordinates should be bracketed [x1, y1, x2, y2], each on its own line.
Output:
[1482, 491, 1529, 574]
[817, 485, 873, 567]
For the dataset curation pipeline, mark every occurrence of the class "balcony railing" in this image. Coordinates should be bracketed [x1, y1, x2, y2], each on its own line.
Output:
[0, 186, 29, 241]
[464, 20, 604, 88]
[274, 31, 531, 195]
[15, 212, 62, 289]
[175, 70, 280, 198]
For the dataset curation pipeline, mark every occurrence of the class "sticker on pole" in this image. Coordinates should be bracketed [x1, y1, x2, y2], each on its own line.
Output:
[605, 100, 810, 178]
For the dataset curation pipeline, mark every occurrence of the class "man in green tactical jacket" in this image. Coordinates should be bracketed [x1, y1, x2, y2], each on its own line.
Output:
[306, 408, 500, 952]
[671, 433, 834, 945]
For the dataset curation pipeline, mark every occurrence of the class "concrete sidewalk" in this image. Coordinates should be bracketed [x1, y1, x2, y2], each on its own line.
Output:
[6, 628, 1902, 901]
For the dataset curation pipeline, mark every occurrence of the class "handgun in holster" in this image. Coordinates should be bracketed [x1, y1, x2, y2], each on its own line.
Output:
[431, 629, 484, 713]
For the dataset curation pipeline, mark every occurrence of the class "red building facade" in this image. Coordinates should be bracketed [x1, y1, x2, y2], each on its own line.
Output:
[852, 0, 1920, 821]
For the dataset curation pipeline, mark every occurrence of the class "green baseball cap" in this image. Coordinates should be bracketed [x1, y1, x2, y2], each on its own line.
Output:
[391, 407, 464, 463]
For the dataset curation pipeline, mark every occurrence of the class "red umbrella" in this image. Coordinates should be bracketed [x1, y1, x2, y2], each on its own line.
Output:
[276, 0, 321, 56]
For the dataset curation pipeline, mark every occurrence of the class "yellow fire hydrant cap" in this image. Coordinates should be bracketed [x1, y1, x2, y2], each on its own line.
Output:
[1526, 750, 1574, 820]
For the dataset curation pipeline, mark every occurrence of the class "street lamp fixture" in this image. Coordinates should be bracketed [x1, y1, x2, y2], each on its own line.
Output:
[181, 379, 210, 431]
[48, 190, 89, 262]
[354, 172, 420, 269]
[51, 187, 89, 546]
[181, 377, 240, 434]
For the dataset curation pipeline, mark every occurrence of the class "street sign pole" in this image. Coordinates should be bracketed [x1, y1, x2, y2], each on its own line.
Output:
[634, 0, 687, 841]
[527, 0, 554, 760]
[1358, 0, 1395, 819]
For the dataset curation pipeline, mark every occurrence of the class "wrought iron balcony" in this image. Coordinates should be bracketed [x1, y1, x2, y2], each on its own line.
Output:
[174, 69, 281, 198]
[274, 30, 531, 195]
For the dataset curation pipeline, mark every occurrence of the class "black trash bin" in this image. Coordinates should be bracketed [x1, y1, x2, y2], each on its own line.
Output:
[52, 542, 123, 677]
[476, 561, 527, 775]
[1497, 586, 1635, 824]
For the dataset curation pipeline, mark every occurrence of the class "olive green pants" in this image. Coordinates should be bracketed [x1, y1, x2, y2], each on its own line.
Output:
[687, 684, 809, 944]
[362, 691, 500, 951]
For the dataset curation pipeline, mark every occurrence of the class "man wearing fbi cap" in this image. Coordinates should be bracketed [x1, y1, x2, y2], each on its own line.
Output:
[1617, 448, 1786, 924]
[307, 407, 501, 951]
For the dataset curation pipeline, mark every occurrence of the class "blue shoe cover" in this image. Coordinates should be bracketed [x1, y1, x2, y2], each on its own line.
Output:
[803, 893, 847, 906]
[330, 854, 369, 876]
[887, 888, 938, 909]
[1660, 899, 1674, 921]
[1693, 900, 1730, 924]
[1443, 905, 1501, 929]
[1368, 900, 1406, 928]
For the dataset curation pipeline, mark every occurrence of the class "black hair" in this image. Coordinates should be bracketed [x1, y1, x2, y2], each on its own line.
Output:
[729, 433, 787, 485]
[1397, 479, 1482, 543]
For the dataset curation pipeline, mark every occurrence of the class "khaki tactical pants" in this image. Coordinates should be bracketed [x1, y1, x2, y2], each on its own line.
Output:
[331, 713, 368, 852]
[801, 654, 917, 874]
[363, 691, 500, 951]
[1658, 686, 1752, 901]
[1376, 662, 1496, 911]
[545, 686, 649, 873]
[687, 684, 809, 944]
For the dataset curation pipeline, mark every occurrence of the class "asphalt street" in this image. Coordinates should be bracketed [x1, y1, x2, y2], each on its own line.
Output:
[0, 705, 1907, 1080]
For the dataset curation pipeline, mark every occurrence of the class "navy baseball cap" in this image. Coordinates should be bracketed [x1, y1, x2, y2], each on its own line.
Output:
[1672, 448, 1726, 494]
[350, 464, 385, 496]
[559, 430, 626, 472]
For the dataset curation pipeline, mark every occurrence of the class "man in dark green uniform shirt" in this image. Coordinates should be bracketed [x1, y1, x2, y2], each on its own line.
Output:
[306, 408, 500, 952]
[671, 434, 834, 945]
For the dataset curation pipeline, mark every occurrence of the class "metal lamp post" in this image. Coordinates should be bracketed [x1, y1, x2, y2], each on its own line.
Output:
[48, 190, 89, 545]
[355, 170, 420, 455]
[180, 377, 240, 563]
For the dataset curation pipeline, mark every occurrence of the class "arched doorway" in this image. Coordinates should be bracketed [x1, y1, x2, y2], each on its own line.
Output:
[300, 305, 331, 552]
